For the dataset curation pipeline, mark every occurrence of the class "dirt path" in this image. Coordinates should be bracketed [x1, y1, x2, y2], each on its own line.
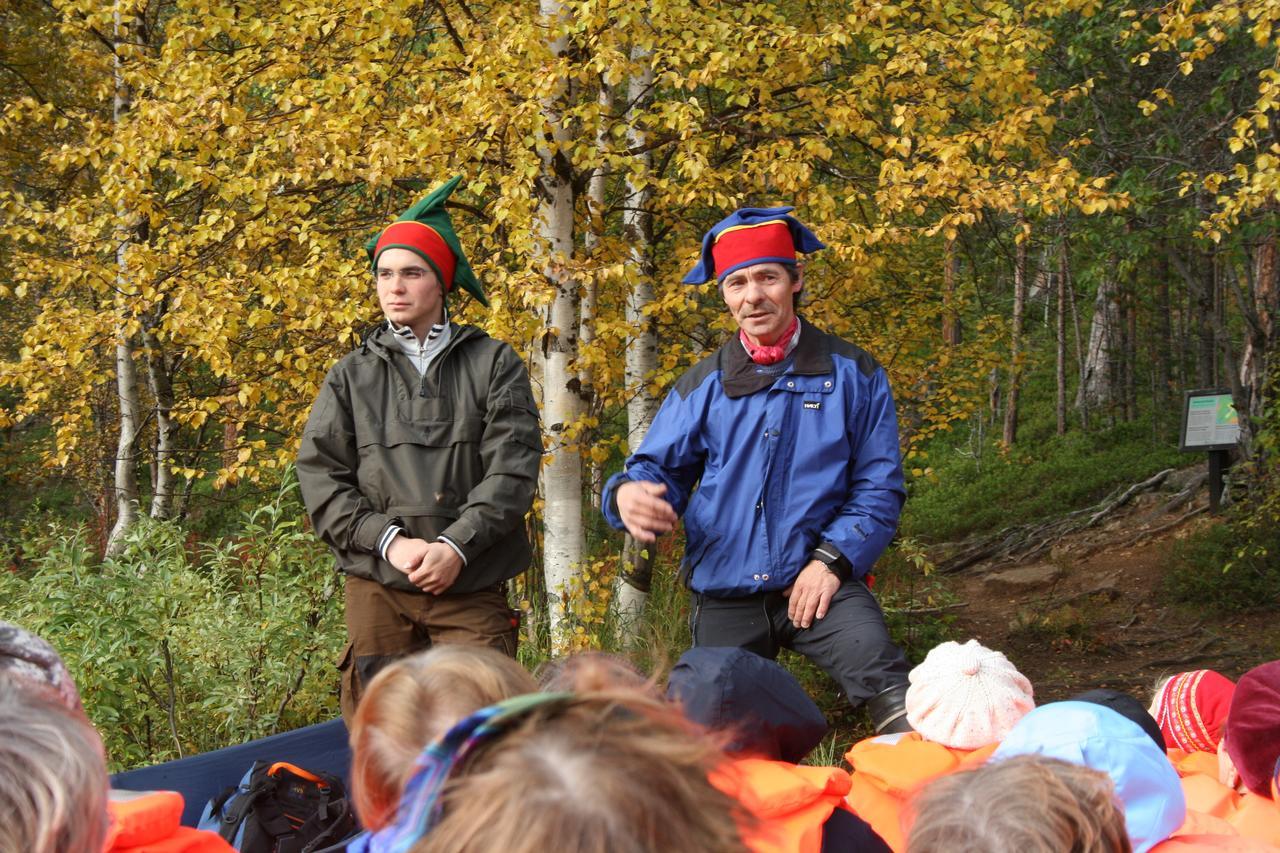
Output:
[938, 471, 1279, 703]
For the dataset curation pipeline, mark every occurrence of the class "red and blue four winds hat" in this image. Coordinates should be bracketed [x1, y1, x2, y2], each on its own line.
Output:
[681, 206, 826, 285]
[364, 175, 488, 307]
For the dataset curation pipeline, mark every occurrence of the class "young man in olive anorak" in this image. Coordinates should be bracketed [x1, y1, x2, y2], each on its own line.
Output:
[297, 178, 541, 721]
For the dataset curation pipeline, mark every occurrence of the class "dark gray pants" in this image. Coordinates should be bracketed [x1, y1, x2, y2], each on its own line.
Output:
[689, 580, 911, 707]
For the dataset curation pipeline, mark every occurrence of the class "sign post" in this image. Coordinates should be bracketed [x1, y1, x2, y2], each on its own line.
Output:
[1179, 389, 1240, 514]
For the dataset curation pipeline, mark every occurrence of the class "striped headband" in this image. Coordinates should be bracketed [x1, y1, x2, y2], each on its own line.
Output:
[354, 692, 574, 853]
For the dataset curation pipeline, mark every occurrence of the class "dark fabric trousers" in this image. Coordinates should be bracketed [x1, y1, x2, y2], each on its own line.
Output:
[689, 580, 911, 707]
[338, 575, 518, 722]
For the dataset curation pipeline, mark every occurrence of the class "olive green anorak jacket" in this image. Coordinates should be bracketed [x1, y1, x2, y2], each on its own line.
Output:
[297, 322, 541, 594]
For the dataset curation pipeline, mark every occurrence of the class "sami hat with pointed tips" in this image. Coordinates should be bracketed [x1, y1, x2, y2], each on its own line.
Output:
[365, 175, 488, 307]
[681, 205, 826, 285]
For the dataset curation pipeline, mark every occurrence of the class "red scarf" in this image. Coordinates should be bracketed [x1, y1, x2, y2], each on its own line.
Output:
[740, 317, 798, 365]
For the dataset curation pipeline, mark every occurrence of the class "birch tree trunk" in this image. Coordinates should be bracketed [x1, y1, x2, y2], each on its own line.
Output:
[1231, 237, 1279, 463]
[106, 6, 139, 556]
[1067, 253, 1089, 430]
[537, 0, 583, 649]
[942, 237, 961, 346]
[143, 326, 177, 520]
[1003, 227, 1028, 445]
[1077, 274, 1119, 415]
[615, 52, 657, 638]
[1056, 239, 1067, 435]
[580, 84, 610, 513]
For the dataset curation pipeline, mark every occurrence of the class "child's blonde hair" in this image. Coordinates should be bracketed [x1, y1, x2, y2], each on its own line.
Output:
[416, 687, 749, 853]
[0, 686, 109, 853]
[349, 644, 536, 829]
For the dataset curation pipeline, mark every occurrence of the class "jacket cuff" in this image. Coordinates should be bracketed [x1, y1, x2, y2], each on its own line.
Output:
[355, 512, 397, 554]
[602, 475, 632, 530]
[378, 525, 405, 560]
[439, 519, 480, 564]
[812, 542, 853, 583]
[437, 535, 468, 566]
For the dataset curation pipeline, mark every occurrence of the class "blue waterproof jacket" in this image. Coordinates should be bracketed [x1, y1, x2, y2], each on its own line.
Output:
[602, 319, 905, 596]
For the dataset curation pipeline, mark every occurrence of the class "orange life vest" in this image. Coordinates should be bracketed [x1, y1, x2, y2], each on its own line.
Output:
[843, 732, 998, 852]
[709, 758, 854, 853]
[1165, 765, 1280, 849]
[105, 790, 235, 853]
[1149, 806, 1280, 851]
[1170, 748, 1226, 781]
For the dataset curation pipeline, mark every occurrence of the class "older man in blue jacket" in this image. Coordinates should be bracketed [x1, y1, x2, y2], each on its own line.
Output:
[603, 206, 913, 733]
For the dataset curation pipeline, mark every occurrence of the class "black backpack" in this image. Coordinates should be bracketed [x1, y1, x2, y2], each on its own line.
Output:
[198, 760, 358, 853]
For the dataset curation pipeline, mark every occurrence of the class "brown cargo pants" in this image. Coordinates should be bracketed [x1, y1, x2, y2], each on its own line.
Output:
[337, 575, 519, 722]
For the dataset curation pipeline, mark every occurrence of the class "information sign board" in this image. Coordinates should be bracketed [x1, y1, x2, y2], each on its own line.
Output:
[1180, 389, 1239, 452]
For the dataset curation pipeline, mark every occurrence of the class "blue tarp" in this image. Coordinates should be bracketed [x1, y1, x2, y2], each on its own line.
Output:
[110, 719, 352, 827]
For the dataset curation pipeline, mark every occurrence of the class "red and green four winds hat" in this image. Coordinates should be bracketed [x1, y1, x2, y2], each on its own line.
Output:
[365, 175, 488, 307]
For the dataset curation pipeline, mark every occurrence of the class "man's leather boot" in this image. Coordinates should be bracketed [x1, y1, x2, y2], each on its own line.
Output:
[867, 683, 913, 734]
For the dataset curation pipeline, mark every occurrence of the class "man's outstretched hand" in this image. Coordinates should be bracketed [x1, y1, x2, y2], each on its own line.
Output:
[616, 480, 677, 543]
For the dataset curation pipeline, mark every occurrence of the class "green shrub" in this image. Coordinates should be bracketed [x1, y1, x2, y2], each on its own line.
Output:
[1163, 521, 1280, 612]
[0, 477, 343, 771]
[904, 419, 1185, 543]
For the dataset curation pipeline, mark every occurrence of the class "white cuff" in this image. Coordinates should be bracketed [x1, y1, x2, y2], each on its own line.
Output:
[437, 535, 468, 566]
[378, 525, 405, 560]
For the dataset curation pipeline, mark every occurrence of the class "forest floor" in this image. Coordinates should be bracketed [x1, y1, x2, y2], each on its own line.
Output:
[934, 464, 1280, 702]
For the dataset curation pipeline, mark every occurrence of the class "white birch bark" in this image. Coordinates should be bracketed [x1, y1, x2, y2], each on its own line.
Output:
[1076, 275, 1118, 413]
[106, 7, 139, 555]
[144, 328, 176, 520]
[615, 52, 658, 636]
[1003, 227, 1028, 446]
[581, 84, 610, 512]
[538, 0, 583, 650]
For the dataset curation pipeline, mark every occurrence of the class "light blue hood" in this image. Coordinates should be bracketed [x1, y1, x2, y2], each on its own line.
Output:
[992, 701, 1185, 853]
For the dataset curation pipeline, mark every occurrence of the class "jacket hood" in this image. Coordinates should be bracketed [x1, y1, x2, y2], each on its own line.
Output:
[992, 701, 1186, 853]
[667, 647, 827, 763]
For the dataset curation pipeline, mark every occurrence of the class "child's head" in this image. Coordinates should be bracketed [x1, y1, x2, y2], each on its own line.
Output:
[0, 685, 109, 853]
[907, 754, 1131, 853]
[992, 701, 1184, 852]
[1221, 660, 1280, 797]
[536, 650, 654, 695]
[412, 688, 749, 853]
[1072, 689, 1165, 750]
[0, 621, 84, 714]
[904, 639, 1034, 749]
[666, 646, 828, 763]
[1149, 670, 1235, 753]
[349, 644, 537, 829]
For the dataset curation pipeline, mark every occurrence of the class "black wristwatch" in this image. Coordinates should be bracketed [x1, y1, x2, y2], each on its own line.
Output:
[812, 543, 852, 583]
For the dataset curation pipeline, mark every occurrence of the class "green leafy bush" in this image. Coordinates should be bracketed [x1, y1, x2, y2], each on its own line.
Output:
[0, 478, 343, 771]
[904, 419, 1184, 543]
[1163, 521, 1280, 613]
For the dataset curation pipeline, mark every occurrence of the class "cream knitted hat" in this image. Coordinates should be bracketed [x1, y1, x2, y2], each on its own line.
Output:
[905, 639, 1034, 749]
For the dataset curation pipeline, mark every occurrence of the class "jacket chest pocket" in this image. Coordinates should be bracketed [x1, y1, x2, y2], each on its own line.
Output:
[777, 375, 837, 413]
[775, 376, 846, 455]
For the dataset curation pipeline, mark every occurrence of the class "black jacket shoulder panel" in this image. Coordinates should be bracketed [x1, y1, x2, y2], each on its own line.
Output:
[672, 348, 725, 400]
[823, 332, 881, 378]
